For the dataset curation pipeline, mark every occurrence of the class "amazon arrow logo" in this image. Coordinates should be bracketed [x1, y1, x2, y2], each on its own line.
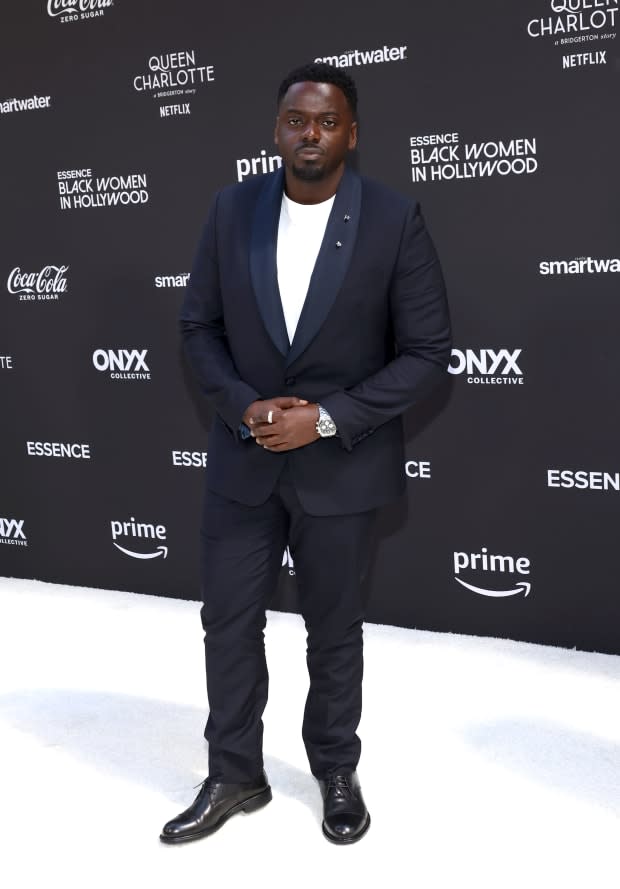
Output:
[455, 578, 531, 598]
[110, 517, 168, 561]
[113, 543, 168, 560]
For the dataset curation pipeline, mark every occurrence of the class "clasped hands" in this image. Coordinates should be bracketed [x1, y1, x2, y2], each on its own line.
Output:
[242, 397, 320, 452]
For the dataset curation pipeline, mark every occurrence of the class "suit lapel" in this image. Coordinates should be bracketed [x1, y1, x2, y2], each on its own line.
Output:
[286, 166, 361, 368]
[249, 165, 362, 364]
[249, 168, 289, 356]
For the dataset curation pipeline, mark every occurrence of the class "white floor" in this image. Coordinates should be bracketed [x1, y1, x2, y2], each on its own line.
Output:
[0, 577, 618, 889]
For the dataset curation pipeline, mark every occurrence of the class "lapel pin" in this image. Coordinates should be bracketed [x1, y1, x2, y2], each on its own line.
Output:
[343, 214, 350, 222]
[336, 241, 342, 248]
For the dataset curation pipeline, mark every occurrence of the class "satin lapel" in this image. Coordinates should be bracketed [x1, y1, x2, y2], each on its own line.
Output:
[286, 166, 362, 368]
[249, 168, 289, 357]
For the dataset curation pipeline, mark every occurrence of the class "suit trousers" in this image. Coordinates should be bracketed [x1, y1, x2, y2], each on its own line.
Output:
[199, 460, 377, 781]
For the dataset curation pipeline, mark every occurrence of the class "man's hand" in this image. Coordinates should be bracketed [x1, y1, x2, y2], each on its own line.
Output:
[242, 396, 307, 428]
[250, 404, 320, 452]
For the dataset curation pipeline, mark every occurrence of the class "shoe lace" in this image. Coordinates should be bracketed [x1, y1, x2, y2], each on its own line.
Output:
[326, 775, 352, 793]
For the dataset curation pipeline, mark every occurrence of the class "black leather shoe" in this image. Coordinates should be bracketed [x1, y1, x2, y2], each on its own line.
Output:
[160, 770, 272, 844]
[318, 772, 370, 844]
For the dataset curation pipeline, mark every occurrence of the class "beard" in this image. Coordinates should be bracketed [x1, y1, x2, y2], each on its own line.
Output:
[290, 158, 327, 181]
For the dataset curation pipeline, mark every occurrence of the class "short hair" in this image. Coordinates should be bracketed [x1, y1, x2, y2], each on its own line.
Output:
[277, 63, 358, 117]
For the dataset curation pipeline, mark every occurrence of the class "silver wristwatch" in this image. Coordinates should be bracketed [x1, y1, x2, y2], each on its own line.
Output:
[316, 404, 337, 438]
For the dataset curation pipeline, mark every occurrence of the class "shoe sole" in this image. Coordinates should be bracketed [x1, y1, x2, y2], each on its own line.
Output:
[159, 785, 272, 844]
[322, 812, 371, 845]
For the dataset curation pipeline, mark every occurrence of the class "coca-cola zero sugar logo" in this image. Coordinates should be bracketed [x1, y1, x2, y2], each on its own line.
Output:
[47, 0, 114, 22]
[7, 265, 68, 302]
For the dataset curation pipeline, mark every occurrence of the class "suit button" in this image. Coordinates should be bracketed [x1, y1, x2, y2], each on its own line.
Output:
[285, 376, 296, 386]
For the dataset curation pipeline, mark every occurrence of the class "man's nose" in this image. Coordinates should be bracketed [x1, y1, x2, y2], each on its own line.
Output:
[302, 120, 320, 142]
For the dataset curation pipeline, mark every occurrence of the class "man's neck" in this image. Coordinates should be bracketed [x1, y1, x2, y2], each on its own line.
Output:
[283, 164, 345, 205]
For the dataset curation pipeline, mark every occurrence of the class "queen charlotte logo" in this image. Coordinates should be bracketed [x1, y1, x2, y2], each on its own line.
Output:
[526, 0, 617, 70]
[133, 50, 215, 119]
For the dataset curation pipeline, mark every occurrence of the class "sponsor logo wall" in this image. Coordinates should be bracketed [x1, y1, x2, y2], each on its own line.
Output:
[1, 0, 618, 654]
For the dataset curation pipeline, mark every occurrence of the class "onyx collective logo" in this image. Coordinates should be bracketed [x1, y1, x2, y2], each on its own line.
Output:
[448, 349, 524, 385]
[0, 518, 28, 547]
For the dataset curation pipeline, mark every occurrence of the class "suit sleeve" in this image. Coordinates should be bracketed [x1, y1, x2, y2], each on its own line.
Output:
[320, 202, 452, 452]
[179, 192, 261, 436]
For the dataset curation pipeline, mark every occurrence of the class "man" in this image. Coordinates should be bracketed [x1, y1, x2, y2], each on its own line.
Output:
[161, 62, 451, 846]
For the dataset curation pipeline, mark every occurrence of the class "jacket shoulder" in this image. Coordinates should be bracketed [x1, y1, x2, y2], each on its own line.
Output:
[215, 170, 278, 209]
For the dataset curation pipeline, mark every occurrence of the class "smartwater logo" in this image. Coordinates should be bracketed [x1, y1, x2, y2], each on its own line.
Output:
[110, 517, 167, 560]
[8, 265, 68, 301]
[448, 349, 524, 385]
[92, 349, 151, 381]
[314, 44, 407, 67]
[539, 256, 620, 275]
[0, 95, 51, 114]
[0, 518, 27, 547]
[47, 0, 114, 22]
[154, 273, 189, 288]
[453, 548, 531, 597]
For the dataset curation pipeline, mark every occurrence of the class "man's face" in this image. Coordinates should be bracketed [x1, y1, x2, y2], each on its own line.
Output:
[274, 81, 357, 183]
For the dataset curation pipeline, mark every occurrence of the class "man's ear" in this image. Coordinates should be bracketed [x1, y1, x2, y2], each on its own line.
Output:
[349, 120, 358, 151]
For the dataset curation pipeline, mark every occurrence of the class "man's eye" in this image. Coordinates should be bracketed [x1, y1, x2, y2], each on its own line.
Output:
[288, 118, 302, 126]
[322, 120, 336, 128]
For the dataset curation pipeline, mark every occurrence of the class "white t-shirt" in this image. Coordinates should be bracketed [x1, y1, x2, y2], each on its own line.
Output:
[276, 192, 335, 344]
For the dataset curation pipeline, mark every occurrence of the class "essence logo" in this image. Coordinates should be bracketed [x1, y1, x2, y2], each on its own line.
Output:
[547, 468, 620, 491]
[448, 349, 524, 385]
[26, 441, 91, 459]
[92, 348, 151, 381]
[171, 451, 208, 468]
[409, 133, 538, 183]
[57, 169, 149, 210]
[0, 518, 27, 547]
[7, 265, 68, 301]
[453, 547, 531, 598]
[47, 0, 114, 22]
[405, 460, 431, 479]
[110, 517, 167, 560]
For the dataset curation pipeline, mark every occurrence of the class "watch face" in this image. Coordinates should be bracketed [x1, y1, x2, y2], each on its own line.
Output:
[318, 418, 336, 437]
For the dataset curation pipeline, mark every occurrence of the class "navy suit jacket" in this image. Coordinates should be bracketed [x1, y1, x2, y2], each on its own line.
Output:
[180, 166, 451, 515]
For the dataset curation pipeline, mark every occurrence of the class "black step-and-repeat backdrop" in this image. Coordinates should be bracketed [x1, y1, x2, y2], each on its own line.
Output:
[1, 1, 619, 654]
